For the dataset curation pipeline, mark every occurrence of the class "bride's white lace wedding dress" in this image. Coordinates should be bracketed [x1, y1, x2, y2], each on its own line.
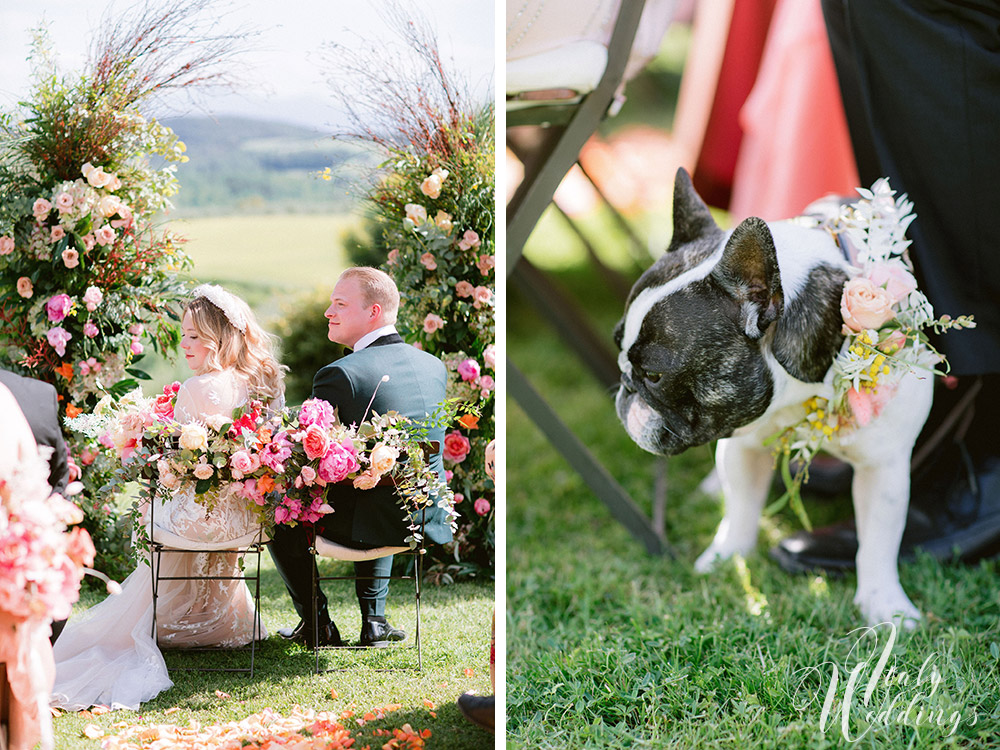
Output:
[51, 370, 270, 711]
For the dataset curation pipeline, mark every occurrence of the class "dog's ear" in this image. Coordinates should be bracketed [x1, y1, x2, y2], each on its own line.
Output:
[712, 217, 784, 338]
[667, 167, 719, 251]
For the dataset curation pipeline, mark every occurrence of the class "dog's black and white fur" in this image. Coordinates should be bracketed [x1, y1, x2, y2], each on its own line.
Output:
[615, 169, 931, 627]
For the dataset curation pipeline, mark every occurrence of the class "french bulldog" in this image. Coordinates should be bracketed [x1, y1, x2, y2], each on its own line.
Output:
[614, 168, 931, 628]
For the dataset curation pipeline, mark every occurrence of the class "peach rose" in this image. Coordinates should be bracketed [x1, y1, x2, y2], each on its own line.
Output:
[423, 313, 445, 334]
[302, 424, 332, 460]
[472, 285, 493, 310]
[50, 225, 65, 243]
[841, 277, 895, 332]
[458, 229, 480, 251]
[16, 277, 33, 298]
[32, 198, 52, 221]
[179, 423, 209, 452]
[61, 248, 79, 268]
[193, 463, 215, 480]
[94, 225, 116, 247]
[353, 470, 380, 490]
[420, 252, 437, 270]
[369, 442, 399, 475]
[404, 203, 427, 225]
[99, 195, 122, 218]
[0, 235, 14, 255]
[455, 280, 474, 298]
[434, 210, 453, 233]
[420, 174, 443, 199]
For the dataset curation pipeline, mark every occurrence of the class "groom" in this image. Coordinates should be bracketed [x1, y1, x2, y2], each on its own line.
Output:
[269, 267, 453, 647]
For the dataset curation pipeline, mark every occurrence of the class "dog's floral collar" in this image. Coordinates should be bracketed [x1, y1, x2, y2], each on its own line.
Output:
[765, 180, 975, 529]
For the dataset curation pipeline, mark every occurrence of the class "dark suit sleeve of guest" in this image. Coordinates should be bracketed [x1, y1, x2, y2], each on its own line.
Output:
[312, 364, 356, 420]
[44, 382, 70, 495]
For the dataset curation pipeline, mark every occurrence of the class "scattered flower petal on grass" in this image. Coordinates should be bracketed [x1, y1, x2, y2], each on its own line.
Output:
[463, 668, 475, 678]
[83, 724, 104, 738]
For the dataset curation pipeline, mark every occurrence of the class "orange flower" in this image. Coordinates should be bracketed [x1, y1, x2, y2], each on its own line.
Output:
[463, 668, 475, 677]
[65, 403, 83, 419]
[456, 413, 479, 430]
[330, 688, 339, 700]
[54, 361, 74, 381]
[257, 426, 273, 446]
[257, 474, 275, 493]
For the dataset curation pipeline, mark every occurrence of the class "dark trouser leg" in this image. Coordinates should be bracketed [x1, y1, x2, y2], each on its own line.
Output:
[355, 555, 392, 618]
[268, 522, 328, 626]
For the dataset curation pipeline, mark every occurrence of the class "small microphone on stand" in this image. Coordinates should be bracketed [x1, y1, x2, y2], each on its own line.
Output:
[363, 375, 390, 422]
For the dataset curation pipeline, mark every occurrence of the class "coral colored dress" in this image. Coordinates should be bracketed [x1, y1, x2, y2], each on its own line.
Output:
[50, 370, 268, 711]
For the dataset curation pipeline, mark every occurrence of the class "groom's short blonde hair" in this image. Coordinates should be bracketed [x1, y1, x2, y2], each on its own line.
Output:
[339, 267, 399, 324]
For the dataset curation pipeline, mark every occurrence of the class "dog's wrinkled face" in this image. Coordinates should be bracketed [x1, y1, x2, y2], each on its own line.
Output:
[614, 169, 783, 455]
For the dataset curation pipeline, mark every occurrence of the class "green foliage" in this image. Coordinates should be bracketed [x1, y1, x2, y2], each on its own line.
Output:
[269, 289, 346, 405]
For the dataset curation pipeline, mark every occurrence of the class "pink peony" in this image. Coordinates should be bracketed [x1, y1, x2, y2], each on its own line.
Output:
[16, 277, 33, 298]
[83, 286, 103, 311]
[458, 229, 480, 251]
[841, 277, 895, 332]
[0, 235, 14, 255]
[442, 430, 471, 463]
[46, 327, 72, 357]
[94, 225, 116, 247]
[474, 497, 491, 516]
[61, 248, 79, 268]
[457, 358, 481, 382]
[299, 398, 335, 430]
[423, 313, 445, 335]
[483, 344, 496, 369]
[455, 280, 474, 298]
[50, 225, 65, 243]
[317, 440, 360, 483]
[83, 321, 99, 338]
[46, 293, 73, 322]
[302, 424, 332, 460]
[260, 434, 293, 473]
[32, 198, 52, 221]
[420, 252, 437, 270]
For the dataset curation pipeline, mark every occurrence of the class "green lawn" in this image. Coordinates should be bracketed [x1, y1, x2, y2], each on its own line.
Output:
[51, 212, 495, 748]
[506, 208, 1000, 749]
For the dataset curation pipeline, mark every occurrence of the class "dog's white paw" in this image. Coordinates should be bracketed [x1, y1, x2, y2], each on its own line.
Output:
[855, 586, 922, 631]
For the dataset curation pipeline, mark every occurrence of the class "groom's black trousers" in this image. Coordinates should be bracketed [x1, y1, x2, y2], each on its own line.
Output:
[822, 0, 1000, 375]
[269, 519, 391, 628]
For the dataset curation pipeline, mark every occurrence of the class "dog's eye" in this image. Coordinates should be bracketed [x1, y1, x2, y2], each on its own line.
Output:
[645, 372, 663, 384]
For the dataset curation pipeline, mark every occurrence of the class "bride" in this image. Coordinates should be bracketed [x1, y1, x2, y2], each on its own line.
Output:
[51, 284, 286, 711]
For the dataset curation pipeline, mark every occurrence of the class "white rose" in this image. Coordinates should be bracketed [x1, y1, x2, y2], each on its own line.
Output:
[178, 423, 209, 452]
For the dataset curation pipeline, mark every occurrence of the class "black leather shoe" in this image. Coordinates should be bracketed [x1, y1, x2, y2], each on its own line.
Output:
[457, 692, 495, 733]
[772, 445, 1000, 574]
[359, 618, 406, 647]
[277, 620, 343, 647]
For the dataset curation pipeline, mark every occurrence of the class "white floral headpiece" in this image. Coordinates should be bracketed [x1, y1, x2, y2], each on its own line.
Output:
[191, 284, 248, 333]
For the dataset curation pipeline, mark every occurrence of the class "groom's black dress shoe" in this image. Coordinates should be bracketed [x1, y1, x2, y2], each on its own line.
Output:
[277, 619, 343, 647]
[359, 617, 406, 647]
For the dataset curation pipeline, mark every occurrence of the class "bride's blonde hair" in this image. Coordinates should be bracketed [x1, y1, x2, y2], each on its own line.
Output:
[184, 292, 286, 402]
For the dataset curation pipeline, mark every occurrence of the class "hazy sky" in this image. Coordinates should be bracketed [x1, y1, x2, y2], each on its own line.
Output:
[0, 0, 495, 131]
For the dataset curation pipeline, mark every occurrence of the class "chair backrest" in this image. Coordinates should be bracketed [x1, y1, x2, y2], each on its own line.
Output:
[313, 537, 409, 561]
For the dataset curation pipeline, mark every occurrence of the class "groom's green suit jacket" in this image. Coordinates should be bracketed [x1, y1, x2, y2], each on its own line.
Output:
[312, 332, 453, 547]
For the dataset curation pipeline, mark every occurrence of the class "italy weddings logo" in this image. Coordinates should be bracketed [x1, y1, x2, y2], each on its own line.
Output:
[794, 621, 979, 742]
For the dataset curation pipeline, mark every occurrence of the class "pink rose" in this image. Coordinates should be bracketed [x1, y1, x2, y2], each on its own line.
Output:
[299, 465, 317, 485]
[55, 192, 74, 212]
[420, 252, 437, 270]
[79, 357, 100, 375]
[83, 286, 103, 311]
[458, 229, 480, 251]
[423, 313, 445, 335]
[420, 173, 443, 199]
[474, 497, 491, 516]
[302, 423, 332, 460]
[841, 277, 896, 332]
[485, 440, 496, 480]
[130, 338, 144, 356]
[387, 248, 400, 265]
[477, 254, 495, 276]
[193, 463, 215, 480]
[61, 248, 79, 268]
[46, 293, 73, 322]
[99, 195, 122, 217]
[879, 329, 907, 354]
[453, 492, 465, 504]
[46, 326, 72, 357]
[82, 233, 96, 251]
[318, 441, 360, 483]
[472, 286, 493, 310]
[442, 430, 471, 463]
[83, 321, 99, 338]
[0, 236, 14, 255]
[483, 344, 496, 369]
[111, 203, 133, 230]
[353, 470, 380, 490]
[16, 277, 33, 298]
[229, 450, 255, 479]
[153, 393, 175, 422]
[84, 163, 112, 189]
[32, 198, 52, 221]
[404, 203, 427, 225]
[868, 261, 917, 304]
[128, 323, 144, 336]
[455, 281, 474, 298]
[457, 358, 481, 382]
[479, 375, 495, 397]
[50, 225, 65, 243]
[94, 225, 116, 247]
